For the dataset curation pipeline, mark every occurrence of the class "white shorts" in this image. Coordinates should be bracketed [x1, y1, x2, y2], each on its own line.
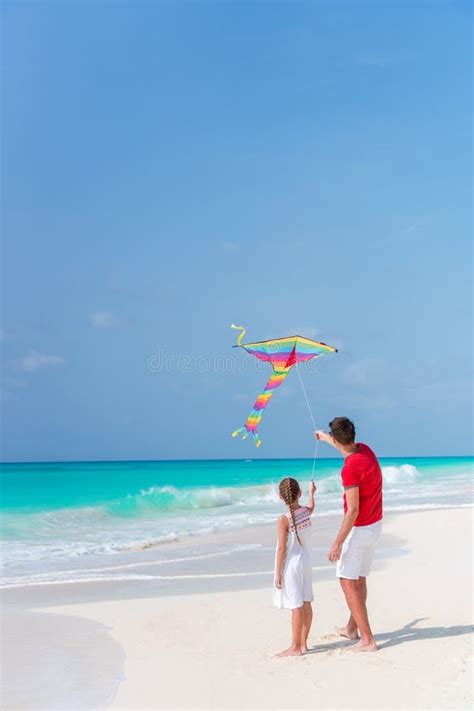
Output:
[336, 520, 382, 580]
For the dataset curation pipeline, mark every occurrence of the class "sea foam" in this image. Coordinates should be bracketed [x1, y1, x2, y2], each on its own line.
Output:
[1, 458, 472, 574]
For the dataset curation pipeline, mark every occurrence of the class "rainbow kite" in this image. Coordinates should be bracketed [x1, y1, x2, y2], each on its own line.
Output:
[231, 325, 337, 447]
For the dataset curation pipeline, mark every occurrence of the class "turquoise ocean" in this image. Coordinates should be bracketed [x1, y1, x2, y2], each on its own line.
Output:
[1, 456, 472, 588]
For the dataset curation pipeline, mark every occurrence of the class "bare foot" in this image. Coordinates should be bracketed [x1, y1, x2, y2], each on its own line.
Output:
[276, 646, 303, 657]
[301, 644, 309, 654]
[349, 639, 378, 652]
[335, 625, 359, 640]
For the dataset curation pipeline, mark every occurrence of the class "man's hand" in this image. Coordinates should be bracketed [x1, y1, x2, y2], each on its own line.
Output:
[274, 574, 282, 589]
[328, 542, 343, 562]
[314, 430, 333, 444]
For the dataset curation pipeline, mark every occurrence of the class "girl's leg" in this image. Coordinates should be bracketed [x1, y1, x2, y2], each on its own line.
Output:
[300, 602, 313, 652]
[277, 607, 304, 657]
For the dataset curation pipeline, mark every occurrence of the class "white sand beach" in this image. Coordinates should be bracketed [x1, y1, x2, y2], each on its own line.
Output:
[2, 507, 473, 710]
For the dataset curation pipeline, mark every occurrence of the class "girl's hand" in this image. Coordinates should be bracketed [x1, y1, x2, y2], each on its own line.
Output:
[275, 575, 282, 589]
[309, 480, 316, 495]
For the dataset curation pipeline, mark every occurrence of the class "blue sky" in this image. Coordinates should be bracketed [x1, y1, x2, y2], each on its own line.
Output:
[1, 1, 472, 462]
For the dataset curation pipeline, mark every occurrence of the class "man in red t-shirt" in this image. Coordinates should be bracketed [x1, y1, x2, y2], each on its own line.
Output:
[316, 417, 383, 652]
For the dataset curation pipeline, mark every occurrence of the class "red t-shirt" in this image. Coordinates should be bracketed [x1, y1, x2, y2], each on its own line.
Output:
[342, 443, 383, 527]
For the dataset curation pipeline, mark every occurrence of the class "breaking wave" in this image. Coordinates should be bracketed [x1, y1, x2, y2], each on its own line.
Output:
[107, 483, 281, 516]
[2, 460, 472, 567]
[382, 464, 418, 486]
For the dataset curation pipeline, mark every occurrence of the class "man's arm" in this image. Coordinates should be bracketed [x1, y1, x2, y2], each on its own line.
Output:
[274, 515, 289, 587]
[328, 487, 359, 562]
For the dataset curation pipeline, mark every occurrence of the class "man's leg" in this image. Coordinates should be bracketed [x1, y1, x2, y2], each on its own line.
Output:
[337, 612, 358, 639]
[339, 577, 377, 651]
[336, 576, 367, 638]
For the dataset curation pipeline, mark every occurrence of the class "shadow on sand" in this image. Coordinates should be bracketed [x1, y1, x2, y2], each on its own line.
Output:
[307, 617, 474, 654]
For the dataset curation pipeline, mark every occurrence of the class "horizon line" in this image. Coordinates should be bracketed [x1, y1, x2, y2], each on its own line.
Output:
[1, 454, 473, 466]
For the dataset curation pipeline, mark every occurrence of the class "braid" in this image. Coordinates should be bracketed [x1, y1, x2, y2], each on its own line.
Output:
[280, 477, 302, 546]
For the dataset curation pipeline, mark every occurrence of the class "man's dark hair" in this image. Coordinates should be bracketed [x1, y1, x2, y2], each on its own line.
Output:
[329, 417, 356, 445]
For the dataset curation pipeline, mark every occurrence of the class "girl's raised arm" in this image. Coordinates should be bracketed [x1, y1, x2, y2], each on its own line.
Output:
[306, 480, 316, 515]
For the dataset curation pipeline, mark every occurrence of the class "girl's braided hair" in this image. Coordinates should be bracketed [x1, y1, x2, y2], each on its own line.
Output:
[279, 477, 302, 545]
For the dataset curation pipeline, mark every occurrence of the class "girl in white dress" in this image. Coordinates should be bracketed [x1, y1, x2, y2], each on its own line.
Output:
[273, 477, 316, 656]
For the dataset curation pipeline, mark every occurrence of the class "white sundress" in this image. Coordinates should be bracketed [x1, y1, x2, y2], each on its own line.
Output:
[273, 506, 314, 610]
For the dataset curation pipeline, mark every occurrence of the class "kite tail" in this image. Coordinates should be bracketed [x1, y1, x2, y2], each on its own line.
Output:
[232, 368, 291, 447]
[232, 426, 262, 447]
[231, 426, 246, 439]
[230, 323, 246, 345]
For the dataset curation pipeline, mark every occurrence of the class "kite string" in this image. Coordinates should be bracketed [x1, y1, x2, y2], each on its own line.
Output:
[311, 438, 319, 480]
[295, 362, 317, 430]
[295, 363, 319, 480]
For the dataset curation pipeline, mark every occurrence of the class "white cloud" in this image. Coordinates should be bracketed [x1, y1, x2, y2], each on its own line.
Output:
[0, 328, 13, 342]
[343, 358, 386, 386]
[402, 378, 472, 406]
[4, 376, 28, 388]
[286, 326, 320, 339]
[221, 242, 240, 254]
[351, 393, 395, 410]
[356, 50, 408, 69]
[90, 310, 117, 328]
[9, 351, 66, 373]
[232, 392, 252, 404]
[278, 385, 295, 399]
[356, 54, 389, 68]
[382, 218, 426, 247]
